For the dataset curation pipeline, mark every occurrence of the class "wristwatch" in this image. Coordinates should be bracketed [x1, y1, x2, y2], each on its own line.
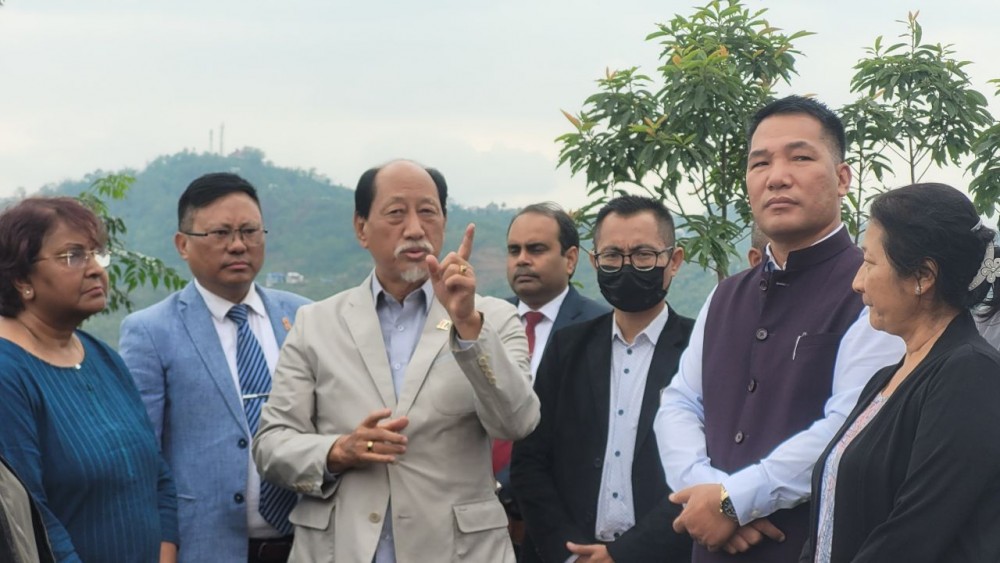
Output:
[720, 485, 739, 522]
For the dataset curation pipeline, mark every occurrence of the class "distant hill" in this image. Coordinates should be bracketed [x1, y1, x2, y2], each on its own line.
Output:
[31, 148, 722, 345]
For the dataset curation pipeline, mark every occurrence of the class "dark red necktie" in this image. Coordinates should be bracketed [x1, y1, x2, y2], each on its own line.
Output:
[492, 311, 546, 473]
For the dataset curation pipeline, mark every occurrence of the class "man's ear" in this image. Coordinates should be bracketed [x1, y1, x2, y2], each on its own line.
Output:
[564, 246, 580, 277]
[663, 246, 685, 288]
[174, 232, 189, 261]
[354, 213, 369, 249]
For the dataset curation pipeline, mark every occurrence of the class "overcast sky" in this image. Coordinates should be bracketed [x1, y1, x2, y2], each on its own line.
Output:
[2, 1, 998, 209]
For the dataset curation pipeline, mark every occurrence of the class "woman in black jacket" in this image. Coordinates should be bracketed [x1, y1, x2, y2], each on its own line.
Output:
[802, 183, 1000, 563]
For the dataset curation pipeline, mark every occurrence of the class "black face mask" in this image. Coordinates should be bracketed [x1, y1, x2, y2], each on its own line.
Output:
[597, 265, 668, 313]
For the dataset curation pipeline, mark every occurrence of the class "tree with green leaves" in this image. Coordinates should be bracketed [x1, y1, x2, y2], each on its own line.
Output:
[76, 174, 186, 313]
[557, 0, 810, 279]
[841, 11, 994, 235]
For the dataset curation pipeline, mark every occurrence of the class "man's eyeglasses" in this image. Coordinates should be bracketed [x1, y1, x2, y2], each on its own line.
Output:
[590, 247, 673, 273]
[35, 248, 112, 269]
[182, 227, 267, 247]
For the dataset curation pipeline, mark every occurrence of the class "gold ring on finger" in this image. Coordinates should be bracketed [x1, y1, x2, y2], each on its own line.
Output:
[459, 264, 468, 275]
[366, 440, 374, 453]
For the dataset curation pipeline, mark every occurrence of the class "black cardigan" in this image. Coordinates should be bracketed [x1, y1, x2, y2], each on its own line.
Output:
[801, 312, 1000, 563]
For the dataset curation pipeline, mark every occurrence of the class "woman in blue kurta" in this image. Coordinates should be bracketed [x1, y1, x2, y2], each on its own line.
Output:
[0, 197, 178, 562]
[802, 183, 1000, 563]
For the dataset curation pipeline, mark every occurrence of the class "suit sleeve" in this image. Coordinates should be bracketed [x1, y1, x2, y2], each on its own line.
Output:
[607, 498, 690, 563]
[511, 335, 591, 562]
[119, 314, 167, 444]
[253, 307, 342, 499]
[451, 298, 540, 440]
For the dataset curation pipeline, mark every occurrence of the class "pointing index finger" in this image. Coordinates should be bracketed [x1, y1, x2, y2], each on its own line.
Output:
[457, 223, 475, 262]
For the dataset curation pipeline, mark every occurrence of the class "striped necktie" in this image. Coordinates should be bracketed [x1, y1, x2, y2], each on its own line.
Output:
[227, 304, 296, 536]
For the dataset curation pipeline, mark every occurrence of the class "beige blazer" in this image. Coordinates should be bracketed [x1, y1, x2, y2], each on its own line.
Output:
[253, 275, 540, 563]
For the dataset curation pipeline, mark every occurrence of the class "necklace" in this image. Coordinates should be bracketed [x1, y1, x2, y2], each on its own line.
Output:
[15, 317, 83, 370]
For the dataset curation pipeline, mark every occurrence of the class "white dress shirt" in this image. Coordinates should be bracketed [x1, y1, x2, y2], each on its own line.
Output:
[653, 236, 906, 525]
[194, 280, 283, 539]
[517, 286, 569, 380]
[595, 306, 670, 541]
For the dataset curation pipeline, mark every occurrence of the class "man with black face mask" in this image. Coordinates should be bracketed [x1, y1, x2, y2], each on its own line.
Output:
[511, 195, 694, 563]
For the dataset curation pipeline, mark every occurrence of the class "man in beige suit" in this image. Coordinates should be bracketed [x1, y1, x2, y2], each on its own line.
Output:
[253, 160, 540, 563]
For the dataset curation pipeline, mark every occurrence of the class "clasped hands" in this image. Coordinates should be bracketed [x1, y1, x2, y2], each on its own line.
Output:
[670, 484, 785, 554]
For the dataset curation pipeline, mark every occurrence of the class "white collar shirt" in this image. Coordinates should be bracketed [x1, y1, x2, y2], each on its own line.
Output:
[517, 285, 569, 381]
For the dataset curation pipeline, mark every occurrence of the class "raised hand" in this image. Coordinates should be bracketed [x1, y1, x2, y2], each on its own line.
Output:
[426, 223, 482, 339]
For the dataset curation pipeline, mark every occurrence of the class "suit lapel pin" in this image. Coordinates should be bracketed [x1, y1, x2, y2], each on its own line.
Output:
[436, 319, 452, 331]
[282, 317, 292, 331]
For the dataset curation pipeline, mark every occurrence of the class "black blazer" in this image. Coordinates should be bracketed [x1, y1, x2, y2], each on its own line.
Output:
[801, 312, 1000, 563]
[511, 309, 694, 563]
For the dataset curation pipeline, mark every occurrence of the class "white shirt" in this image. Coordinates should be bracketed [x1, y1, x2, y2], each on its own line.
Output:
[595, 306, 670, 541]
[194, 280, 283, 539]
[517, 286, 569, 381]
[652, 236, 906, 525]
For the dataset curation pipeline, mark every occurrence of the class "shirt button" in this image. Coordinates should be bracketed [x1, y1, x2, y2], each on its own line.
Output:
[614, 532, 621, 538]
[234, 493, 245, 504]
[393, 363, 401, 370]
[237, 438, 248, 449]
[759, 279, 768, 291]
[614, 450, 621, 457]
[623, 368, 630, 374]
[617, 409, 624, 415]
[397, 325, 404, 332]
[747, 379, 758, 393]
[734, 431, 745, 444]
[626, 349, 633, 355]
[369, 512, 381, 523]
[755, 328, 769, 341]
[612, 492, 619, 499]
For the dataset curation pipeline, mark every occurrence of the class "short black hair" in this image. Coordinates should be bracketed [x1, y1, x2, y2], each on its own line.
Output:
[747, 95, 846, 162]
[507, 202, 579, 254]
[178, 173, 260, 230]
[594, 195, 675, 248]
[354, 161, 448, 219]
[869, 182, 1000, 319]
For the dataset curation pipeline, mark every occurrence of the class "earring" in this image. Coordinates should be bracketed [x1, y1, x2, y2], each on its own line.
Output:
[915, 283, 922, 295]
[23, 289, 32, 296]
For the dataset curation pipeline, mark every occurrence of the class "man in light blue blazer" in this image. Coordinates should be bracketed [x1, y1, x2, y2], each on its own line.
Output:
[120, 173, 309, 563]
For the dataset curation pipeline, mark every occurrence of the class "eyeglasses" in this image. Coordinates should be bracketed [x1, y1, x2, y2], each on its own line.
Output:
[182, 227, 267, 246]
[35, 248, 112, 269]
[591, 247, 673, 273]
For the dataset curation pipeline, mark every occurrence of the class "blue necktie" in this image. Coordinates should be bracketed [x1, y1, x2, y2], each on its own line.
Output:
[227, 304, 296, 536]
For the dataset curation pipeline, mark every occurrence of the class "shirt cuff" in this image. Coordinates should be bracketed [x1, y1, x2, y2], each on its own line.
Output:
[722, 465, 770, 525]
[455, 337, 476, 350]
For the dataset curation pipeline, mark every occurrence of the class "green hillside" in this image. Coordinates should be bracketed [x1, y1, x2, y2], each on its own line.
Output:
[32, 148, 721, 346]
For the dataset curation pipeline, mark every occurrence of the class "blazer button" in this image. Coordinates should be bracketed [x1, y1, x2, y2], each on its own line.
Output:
[747, 379, 758, 393]
[238, 438, 248, 449]
[234, 493, 245, 504]
[758, 279, 768, 291]
[369, 512, 381, 523]
[734, 431, 745, 444]
[755, 328, 768, 341]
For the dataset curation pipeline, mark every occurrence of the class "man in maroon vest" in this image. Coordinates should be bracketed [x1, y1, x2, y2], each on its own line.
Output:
[653, 96, 904, 562]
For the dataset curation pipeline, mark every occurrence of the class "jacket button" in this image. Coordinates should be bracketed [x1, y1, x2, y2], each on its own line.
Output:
[734, 431, 745, 444]
[747, 379, 758, 393]
[238, 438, 248, 449]
[593, 457, 603, 468]
[755, 328, 768, 341]
[234, 493, 245, 504]
[369, 512, 381, 523]
[758, 279, 768, 291]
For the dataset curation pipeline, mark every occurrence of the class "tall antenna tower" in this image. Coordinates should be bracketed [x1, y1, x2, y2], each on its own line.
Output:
[219, 122, 225, 155]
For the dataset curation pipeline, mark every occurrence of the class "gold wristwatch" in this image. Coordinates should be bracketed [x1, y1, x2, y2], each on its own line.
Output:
[720, 485, 739, 522]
